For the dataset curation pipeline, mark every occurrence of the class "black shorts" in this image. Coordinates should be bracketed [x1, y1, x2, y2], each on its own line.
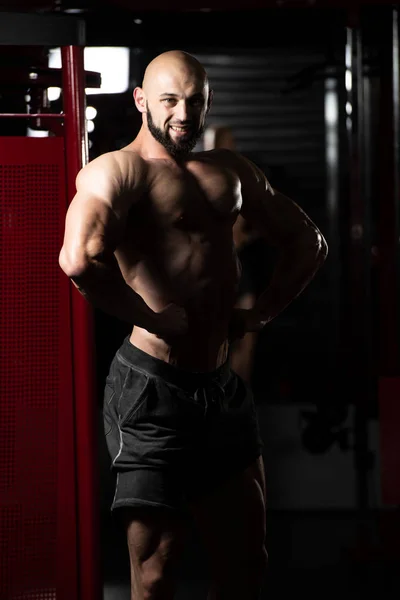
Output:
[103, 337, 263, 513]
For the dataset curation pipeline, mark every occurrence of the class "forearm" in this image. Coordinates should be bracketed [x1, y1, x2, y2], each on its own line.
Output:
[254, 230, 327, 325]
[67, 257, 156, 329]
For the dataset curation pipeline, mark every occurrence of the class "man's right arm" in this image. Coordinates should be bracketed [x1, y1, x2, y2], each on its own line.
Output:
[59, 153, 160, 330]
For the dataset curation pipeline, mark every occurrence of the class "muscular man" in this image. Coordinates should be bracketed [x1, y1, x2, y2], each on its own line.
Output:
[59, 50, 328, 600]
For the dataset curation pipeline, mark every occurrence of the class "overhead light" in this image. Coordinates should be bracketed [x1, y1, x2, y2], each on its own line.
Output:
[48, 87, 61, 102]
[345, 69, 352, 92]
[48, 47, 130, 95]
[27, 127, 49, 137]
[85, 47, 130, 95]
[324, 89, 338, 127]
[86, 106, 97, 120]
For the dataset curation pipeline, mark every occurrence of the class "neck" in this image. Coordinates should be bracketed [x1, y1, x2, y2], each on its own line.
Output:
[128, 126, 174, 160]
[129, 125, 196, 164]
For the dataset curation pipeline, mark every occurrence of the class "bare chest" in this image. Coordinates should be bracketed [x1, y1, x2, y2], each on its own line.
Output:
[140, 160, 242, 233]
[116, 156, 242, 311]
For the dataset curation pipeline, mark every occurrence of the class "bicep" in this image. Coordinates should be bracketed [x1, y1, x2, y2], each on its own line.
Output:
[62, 155, 128, 260]
[61, 179, 125, 276]
[63, 194, 122, 261]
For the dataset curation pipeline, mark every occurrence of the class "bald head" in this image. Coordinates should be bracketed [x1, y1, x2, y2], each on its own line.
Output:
[133, 50, 212, 158]
[142, 50, 208, 94]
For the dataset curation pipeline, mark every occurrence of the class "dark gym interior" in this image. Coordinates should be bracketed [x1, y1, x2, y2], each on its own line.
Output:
[0, 1, 400, 599]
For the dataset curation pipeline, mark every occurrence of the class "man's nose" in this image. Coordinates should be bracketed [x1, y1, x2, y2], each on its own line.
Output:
[175, 101, 190, 122]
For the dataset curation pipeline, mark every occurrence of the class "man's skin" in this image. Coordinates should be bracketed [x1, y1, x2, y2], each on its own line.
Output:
[59, 50, 328, 600]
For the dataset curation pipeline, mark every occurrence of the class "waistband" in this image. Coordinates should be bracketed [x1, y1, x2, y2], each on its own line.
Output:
[117, 336, 231, 392]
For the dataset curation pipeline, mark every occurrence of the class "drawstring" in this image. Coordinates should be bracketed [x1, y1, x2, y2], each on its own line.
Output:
[194, 381, 225, 416]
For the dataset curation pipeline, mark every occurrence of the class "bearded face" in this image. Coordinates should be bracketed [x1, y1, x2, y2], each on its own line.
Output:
[146, 102, 205, 159]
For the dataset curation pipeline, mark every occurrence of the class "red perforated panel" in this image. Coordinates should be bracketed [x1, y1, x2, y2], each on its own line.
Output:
[0, 138, 78, 600]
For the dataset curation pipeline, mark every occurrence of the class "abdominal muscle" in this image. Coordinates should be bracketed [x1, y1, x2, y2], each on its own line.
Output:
[127, 260, 239, 372]
[129, 327, 231, 372]
[118, 205, 241, 371]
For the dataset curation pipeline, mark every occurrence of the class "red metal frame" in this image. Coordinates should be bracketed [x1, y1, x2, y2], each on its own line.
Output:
[0, 45, 100, 600]
[0, 113, 64, 118]
[61, 46, 101, 600]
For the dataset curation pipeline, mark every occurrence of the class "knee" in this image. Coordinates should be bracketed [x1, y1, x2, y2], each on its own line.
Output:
[141, 569, 162, 600]
[141, 566, 173, 600]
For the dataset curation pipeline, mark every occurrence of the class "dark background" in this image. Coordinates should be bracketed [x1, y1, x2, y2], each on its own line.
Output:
[1, 1, 399, 598]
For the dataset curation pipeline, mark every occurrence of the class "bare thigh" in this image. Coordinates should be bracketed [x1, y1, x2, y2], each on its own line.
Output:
[120, 508, 188, 600]
[190, 455, 267, 600]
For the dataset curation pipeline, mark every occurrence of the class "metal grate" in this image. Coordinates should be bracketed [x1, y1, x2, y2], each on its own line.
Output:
[0, 505, 22, 600]
[0, 139, 67, 600]
[0, 163, 61, 408]
[13, 589, 57, 600]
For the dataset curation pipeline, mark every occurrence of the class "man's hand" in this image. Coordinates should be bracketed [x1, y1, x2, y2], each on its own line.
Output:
[151, 303, 189, 339]
[228, 307, 264, 343]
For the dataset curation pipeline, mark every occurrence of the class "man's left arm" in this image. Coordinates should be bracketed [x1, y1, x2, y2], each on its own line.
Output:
[230, 152, 328, 330]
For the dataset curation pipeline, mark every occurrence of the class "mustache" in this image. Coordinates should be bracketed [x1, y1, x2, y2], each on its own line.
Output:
[169, 121, 193, 126]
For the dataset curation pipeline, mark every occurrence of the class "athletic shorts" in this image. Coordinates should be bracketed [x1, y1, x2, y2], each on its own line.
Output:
[103, 337, 263, 513]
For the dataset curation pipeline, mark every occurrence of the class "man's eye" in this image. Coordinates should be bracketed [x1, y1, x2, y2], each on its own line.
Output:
[162, 98, 175, 104]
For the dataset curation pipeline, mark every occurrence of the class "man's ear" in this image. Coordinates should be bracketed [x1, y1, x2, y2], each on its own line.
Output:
[206, 89, 214, 114]
[133, 87, 146, 113]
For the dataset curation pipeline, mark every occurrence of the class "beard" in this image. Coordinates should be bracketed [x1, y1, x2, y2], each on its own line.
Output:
[146, 105, 205, 159]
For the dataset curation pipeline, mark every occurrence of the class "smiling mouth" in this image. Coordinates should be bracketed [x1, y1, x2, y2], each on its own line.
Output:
[169, 125, 191, 133]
